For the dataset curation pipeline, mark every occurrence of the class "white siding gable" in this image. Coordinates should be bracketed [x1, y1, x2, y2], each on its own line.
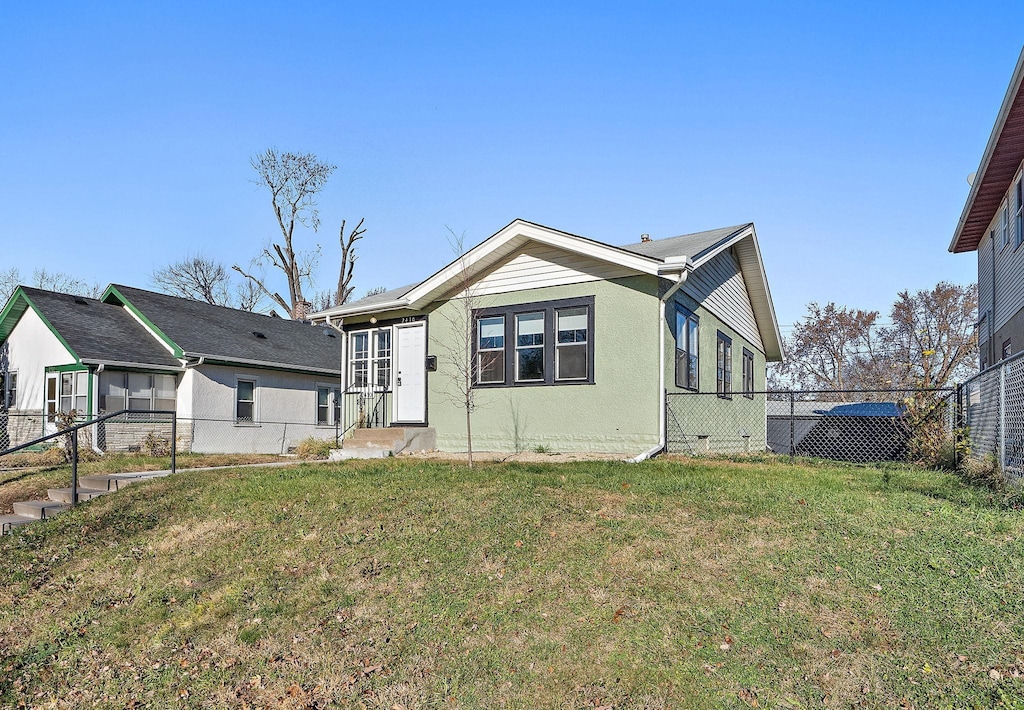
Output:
[456, 243, 636, 298]
[683, 248, 764, 352]
[6, 307, 76, 411]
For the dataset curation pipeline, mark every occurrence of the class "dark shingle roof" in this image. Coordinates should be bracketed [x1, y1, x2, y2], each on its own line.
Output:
[618, 224, 751, 262]
[338, 284, 419, 311]
[20, 287, 182, 369]
[106, 285, 342, 373]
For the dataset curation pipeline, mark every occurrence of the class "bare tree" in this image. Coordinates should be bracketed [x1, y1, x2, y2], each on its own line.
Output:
[34, 269, 102, 298]
[0, 267, 19, 303]
[152, 254, 264, 312]
[437, 228, 484, 467]
[336, 218, 367, 306]
[878, 282, 978, 390]
[771, 302, 879, 398]
[234, 149, 336, 318]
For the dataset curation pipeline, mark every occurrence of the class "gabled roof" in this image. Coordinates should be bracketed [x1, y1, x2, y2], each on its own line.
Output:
[950, 46, 1024, 253]
[619, 224, 751, 262]
[312, 218, 784, 360]
[103, 285, 342, 375]
[0, 287, 183, 370]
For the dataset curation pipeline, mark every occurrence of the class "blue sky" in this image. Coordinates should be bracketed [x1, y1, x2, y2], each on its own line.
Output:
[0, 2, 1017, 331]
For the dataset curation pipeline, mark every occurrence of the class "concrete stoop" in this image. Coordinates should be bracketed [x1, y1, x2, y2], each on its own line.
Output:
[329, 426, 436, 461]
[0, 471, 169, 535]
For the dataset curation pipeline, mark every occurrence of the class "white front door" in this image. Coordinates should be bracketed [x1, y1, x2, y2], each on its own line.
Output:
[393, 322, 427, 424]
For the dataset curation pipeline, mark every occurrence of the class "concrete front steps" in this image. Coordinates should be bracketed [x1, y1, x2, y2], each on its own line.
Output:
[329, 426, 436, 461]
[0, 471, 170, 535]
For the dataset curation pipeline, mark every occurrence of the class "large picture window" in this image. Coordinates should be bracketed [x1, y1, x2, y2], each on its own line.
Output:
[473, 296, 595, 387]
[99, 372, 176, 413]
[675, 307, 699, 390]
[717, 331, 732, 398]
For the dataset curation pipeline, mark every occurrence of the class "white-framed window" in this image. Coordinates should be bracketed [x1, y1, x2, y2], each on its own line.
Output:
[742, 348, 755, 399]
[515, 312, 545, 382]
[1003, 339, 1012, 360]
[555, 307, 588, 381]
[46, 370, 88, 421]
[236, 378, 256, 423]
[1017, 180, 1023, 248]
[675, 306, 699, 390]
[350, 332, 369, 387]
[316, 385, 342, 426]
[0, 370, 16, 410]
[374, 330, 392, 388]
[1002, 201, 1010, 249]
[717, 331, 732, 398]
[349, 328, 393, 390]
[98, 372, 176, 413]
[476, 316, 505, 384]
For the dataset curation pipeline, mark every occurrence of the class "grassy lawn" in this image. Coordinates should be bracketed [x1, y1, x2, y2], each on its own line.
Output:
[0, 453, 284, 515]
[1, 457, 1023, 708]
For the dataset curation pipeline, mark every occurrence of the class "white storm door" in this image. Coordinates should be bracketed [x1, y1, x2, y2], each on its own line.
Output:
[393, 322, 427, 424]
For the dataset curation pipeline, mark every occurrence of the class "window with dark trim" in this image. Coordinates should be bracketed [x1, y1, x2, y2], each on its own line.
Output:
[0, 371, 15, 410]
[476, 316, 505, 384]
[674, 306, 699, 390]
[717, 331, 732, 398]
[473, 296, 595, 387]
[742, 348, 754, 399]
[1003, 339, 1012, 360]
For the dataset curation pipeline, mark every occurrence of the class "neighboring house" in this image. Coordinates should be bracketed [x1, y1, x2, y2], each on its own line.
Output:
[311, 218, 784, 456]
[0, 284, 342, 453]
[950, 47, 1024, 369]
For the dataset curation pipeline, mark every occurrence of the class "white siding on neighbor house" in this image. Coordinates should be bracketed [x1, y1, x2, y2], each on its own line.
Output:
[456, 244, 636, 298]
[682, 248, 764, 353]
[983, 161, 1024, 332]
[5, 307, 76, 412]
[185, 364, 337, 454]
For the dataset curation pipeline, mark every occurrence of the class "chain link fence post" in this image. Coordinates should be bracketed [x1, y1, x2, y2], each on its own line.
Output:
[71, 428, 79, 506]
[788, 390, 795, 463]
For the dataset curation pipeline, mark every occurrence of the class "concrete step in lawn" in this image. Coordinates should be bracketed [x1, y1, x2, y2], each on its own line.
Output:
[329, 447, 394, 461]
[79, 471, 170, 492]
[0, 514, 34, 534]
[13, 500, 70, 519]
[331, 427, 437, 460]
[47, 487, 109, 504]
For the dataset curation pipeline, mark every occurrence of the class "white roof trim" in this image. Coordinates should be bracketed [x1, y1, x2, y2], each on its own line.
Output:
[687, 224, 784, 361]
[403, 219, 666, 308]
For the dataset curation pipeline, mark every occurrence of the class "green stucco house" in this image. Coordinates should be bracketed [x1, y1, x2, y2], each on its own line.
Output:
[310, 219, 784, 458]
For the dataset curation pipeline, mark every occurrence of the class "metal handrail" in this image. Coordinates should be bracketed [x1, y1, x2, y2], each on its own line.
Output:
[0, 409, 177, 506]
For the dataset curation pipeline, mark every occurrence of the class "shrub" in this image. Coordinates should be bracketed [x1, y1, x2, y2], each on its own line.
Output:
[296, 437, 334, 460]
[142, 433, 171, 457]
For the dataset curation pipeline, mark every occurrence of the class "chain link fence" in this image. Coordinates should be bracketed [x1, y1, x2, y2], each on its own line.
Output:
[667, 388, 957, 465]
[1, 411, 349, 460]
[959, 351, 1024, 483]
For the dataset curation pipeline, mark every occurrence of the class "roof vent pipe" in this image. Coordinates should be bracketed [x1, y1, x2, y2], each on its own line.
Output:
[640, 233, 651, 243]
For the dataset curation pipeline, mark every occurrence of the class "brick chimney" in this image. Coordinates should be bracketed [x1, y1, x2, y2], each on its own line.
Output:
[291, 300, 312, 321]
